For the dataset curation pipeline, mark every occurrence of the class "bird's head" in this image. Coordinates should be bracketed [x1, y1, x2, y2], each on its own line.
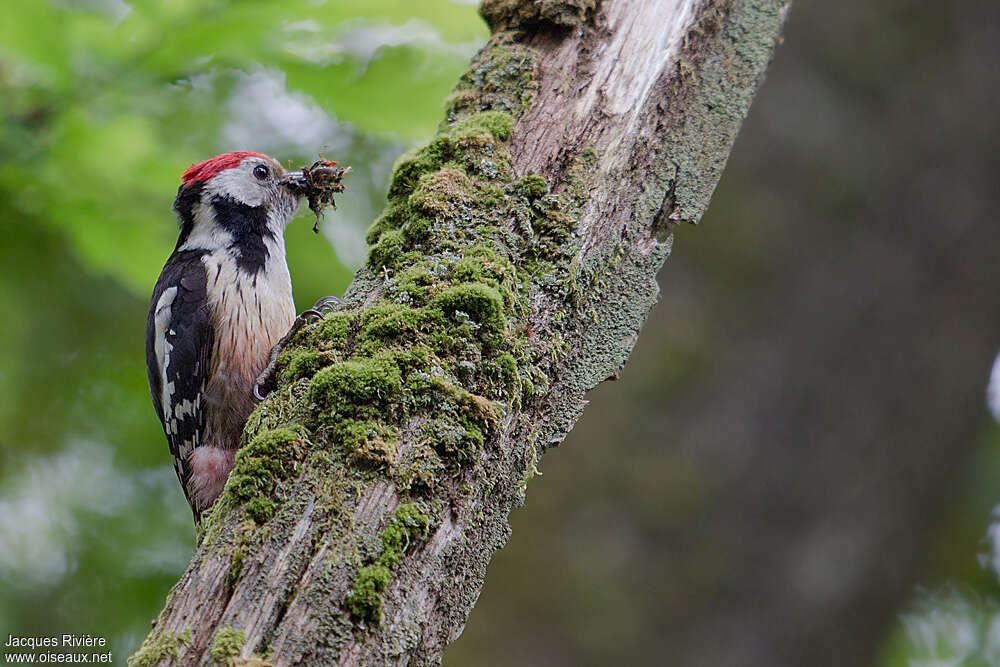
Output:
[172, 151, 308, 252]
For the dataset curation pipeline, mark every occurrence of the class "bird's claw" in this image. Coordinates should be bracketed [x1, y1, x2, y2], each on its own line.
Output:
[311, 295, 343, 317]
[253, 365, 280, 402]
[253, 382, 267, 402]
[297, 296, 343, 325]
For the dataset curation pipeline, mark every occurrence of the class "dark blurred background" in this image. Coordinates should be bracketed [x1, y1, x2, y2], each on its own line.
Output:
[2, 1, 999, 665]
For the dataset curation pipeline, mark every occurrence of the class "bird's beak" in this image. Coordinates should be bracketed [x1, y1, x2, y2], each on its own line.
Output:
[278, 171, 307, 195]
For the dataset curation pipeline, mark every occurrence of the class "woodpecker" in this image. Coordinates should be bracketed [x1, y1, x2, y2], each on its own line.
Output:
[146, 151, 331, 520]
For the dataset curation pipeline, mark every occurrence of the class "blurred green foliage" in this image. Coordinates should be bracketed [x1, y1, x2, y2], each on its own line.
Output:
[0, 0, 485, 660]
[1, 0, 485, 294]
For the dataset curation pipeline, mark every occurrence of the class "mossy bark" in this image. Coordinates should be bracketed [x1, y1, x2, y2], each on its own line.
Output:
[133, 0, 790, 664]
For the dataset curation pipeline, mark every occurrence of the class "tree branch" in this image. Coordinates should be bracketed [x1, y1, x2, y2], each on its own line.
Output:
[131, 1, 790, 664]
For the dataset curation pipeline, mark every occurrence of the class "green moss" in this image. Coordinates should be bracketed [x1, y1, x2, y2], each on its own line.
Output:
[490, 351, 521, 398]
[534, 196, 576, 240]
[227, 462, 273, 502]
[420, 417, 483, 462]
[516, 173, 548, 199]
[210, 627, 247, 664]
[380, 346, 434, 376]
[392, 265, 438, 305]
[436, 283, 506, 335]
[245, 497, 277, 524]
[378, 503, 431, 567]
[388, 135, 454, 198]
[407, 374, 491, 418]
[367, 228, 405, 270]
[387, 112, 513, 203]
[358, 302, 431, 343]
[458, 390, 498, 427]
[317, 311, 355, 345]
[345, 564, 391, 622]
[128, 630, 192, 666]
[336, 419, 399, 466]
[408, 168, 472, 218]
[365, 111, 519, 287]
[404, 373, 497, 462]
[393, 444, 444, 492]
[452, 258, 483, 284]
[496, 352, 517, 378]
[452, 245, 512, 290]
[365, 206, 402, 246]
[460, 423, 485, 452]
[225, 548, 245, 592]
[307, 359, 403, 413]
[452, 110, 515, 142]
[402, 214, 432, 244]
[226, 428, 303, 505]
[279, 349, 320, 383]
[344, 503, 432, 623]
[243, 427, 302, 460]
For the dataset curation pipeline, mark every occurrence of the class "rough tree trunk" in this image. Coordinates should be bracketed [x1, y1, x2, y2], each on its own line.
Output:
[131, 1, 790, 664]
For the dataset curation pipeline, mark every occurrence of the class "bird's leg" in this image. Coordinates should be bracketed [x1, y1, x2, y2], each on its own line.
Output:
[253, 295, 343, 400]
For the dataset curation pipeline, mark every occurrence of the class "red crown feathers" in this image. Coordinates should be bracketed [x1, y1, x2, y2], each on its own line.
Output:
[181, 152, 269, 184]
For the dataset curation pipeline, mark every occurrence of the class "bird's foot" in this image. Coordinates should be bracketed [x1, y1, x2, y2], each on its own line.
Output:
[253, 295, 344, 401]
[298, 295, 342, 321]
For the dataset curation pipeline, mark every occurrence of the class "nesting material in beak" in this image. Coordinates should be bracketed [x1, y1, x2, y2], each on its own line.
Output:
[280, 159, 351, 233]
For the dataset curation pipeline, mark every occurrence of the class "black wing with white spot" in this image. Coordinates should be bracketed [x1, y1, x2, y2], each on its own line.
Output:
[146, 249, 213, 503]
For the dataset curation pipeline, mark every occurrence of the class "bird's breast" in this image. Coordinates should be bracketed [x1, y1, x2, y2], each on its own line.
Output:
[203, 246, 295, 388]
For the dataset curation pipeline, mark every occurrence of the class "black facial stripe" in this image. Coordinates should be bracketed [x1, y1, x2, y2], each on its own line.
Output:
[172, 181, 205, 248]
[210, 194, 273, 275]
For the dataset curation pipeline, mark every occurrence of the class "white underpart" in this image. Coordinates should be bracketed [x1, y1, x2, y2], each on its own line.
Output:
[201, 231, 296, 384]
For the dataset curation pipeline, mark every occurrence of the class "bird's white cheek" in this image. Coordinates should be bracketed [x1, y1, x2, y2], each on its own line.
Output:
[179, 202, 234, 252]
[204, 169, 265, 206]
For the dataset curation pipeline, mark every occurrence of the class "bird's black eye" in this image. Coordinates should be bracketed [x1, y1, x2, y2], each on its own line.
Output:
[253, 165, 269, 181]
